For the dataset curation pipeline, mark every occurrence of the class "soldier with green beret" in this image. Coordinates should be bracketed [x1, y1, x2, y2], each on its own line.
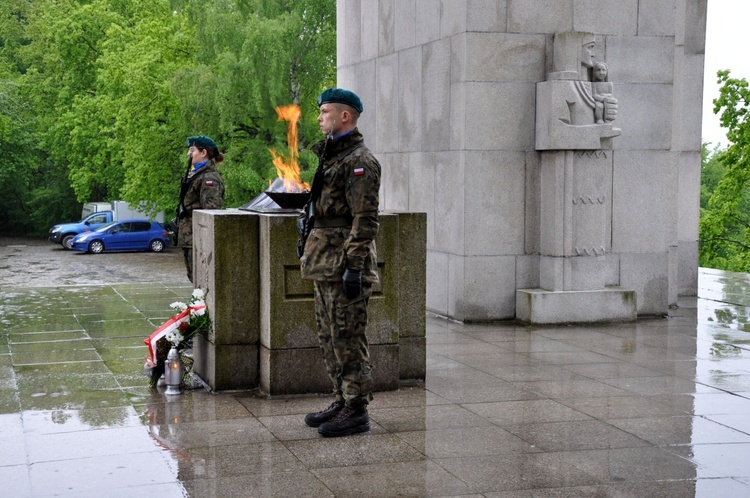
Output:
[177, 135, 225, 282]
[300, 88, 381, 437]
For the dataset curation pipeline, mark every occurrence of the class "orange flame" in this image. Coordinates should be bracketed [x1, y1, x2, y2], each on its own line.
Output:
[269, 104, 310, 192]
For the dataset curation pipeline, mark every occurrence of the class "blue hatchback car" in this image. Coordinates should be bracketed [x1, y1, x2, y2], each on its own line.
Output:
[71, 219, 170, 254]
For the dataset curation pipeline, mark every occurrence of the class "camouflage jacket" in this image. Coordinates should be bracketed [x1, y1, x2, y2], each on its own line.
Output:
[300, 129, 381, 283]
[177, 160, 225, 248]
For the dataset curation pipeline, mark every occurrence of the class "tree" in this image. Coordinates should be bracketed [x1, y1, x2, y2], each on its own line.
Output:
[0, 1, 81, 235]
[81, 0, 197, 212]
[700, 70, 750, 271]
[172, 0, 335, 207]
[93, 0, 336, 212]
[701, 143, 726, 210]
[0, 0, 336, 235]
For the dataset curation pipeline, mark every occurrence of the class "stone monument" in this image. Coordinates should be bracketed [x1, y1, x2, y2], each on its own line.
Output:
[190, 209, 427, 393]
[337, 1, 705, 323]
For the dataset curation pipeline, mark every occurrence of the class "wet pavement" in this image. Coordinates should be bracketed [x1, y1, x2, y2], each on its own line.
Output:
[2, 243, 750, 496]
[0, 236, 187, 287]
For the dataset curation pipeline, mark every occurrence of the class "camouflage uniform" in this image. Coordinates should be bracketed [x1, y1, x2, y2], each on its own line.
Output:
[300, 129, 380, 408]
[177, 160, 225, 282]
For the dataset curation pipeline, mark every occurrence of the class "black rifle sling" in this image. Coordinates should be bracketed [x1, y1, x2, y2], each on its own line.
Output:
[305, 140, 359, 227]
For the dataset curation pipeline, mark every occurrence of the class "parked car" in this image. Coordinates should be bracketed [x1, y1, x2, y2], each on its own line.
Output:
[49, 200, 166, 250]
[49, 211, 115, 249]
[70, 220, 170, 254]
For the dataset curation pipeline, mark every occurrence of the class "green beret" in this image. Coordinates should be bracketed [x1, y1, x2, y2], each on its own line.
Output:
[317, 88, 363, 114]
[187, 135, 218, 150]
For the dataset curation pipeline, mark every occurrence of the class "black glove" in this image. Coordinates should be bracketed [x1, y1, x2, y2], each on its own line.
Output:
[342, 268, 362, 298]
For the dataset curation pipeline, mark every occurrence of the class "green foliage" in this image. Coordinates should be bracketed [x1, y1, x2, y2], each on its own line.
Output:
[0, 55, 80, 235]
[700, 143, 726, 210]
[699, 70, 750, 271]
[0, 0, 335, 235]
[172, 0, 335, 207]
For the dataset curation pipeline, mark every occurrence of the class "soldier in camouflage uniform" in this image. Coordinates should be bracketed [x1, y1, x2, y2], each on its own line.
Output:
[300, 88, 381, 437]
[178, 135, 225, 283]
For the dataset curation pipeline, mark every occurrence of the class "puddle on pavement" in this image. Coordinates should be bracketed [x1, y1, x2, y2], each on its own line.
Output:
[1, 284, 194, 418]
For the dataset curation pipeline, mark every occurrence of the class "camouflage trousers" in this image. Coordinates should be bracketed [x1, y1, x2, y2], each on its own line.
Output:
[313, 280, 374, 408]
[178, 215, 194, 283]
[183, 247, 193, 283]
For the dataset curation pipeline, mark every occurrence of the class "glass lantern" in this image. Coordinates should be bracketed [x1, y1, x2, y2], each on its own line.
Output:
[164, 346, 183, 395]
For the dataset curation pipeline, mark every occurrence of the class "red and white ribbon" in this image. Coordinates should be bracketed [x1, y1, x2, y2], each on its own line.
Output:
[144, 304, 206, 364]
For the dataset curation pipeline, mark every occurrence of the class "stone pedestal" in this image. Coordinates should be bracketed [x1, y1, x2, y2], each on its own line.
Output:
[192, 209, 426, 394]
[516, 288, 636, 324]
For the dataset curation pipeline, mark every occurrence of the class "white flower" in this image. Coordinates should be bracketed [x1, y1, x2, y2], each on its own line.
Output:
[189, 307, 206, 319]
[165, 330, 184, 346]
[170, 301, 188, 312]
[190, 289, 206, 307]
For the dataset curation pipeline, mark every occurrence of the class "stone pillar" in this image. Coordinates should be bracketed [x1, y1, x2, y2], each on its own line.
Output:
[517, 32, 635, 324]
[191, 210, 259, 390]
[396, 212, 427, 379]
[538, 151, 611, 292]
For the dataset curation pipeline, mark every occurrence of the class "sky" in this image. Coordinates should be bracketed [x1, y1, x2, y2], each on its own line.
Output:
[701, 0, 750, 149]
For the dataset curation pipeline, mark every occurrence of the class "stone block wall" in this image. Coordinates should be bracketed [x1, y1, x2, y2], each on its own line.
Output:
[192, 209, 426, 394]
[337, 0, 706, 320]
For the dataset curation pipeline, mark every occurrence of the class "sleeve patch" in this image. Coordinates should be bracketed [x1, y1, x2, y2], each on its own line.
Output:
[205, 180, 214, 186]
[353, 167, 365, 176]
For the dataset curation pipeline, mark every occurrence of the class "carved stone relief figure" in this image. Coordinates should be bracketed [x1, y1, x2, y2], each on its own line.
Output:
[592, 62, 616, 124]
[536, 32, 621, 150]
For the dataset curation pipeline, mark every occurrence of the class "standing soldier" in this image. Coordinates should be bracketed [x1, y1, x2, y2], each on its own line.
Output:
[299, 88, 381, 437]
[177, 135, 225, 283]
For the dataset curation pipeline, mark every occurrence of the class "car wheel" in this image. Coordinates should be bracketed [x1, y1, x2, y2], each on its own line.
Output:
[62, 235, 75, 250]
[150, 239, 164, 253]
[88, 240, 104, 254]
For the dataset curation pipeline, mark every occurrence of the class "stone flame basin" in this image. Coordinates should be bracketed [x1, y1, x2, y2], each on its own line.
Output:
[263, 190, 309, 210]
[189, 208, 426, 395]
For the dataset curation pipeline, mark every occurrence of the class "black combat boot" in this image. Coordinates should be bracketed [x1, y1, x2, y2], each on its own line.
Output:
[317, 404, 370, 437]
[304, 400, 345, 428]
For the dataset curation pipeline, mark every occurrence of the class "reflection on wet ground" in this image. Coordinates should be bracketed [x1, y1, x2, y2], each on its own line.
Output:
[2, 270, 750, 496]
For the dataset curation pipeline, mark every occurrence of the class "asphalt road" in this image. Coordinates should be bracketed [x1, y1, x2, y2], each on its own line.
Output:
[0, 236, 188, 288]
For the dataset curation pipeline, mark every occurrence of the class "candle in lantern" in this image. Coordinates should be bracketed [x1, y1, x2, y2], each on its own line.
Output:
[164, 346, 182, 395]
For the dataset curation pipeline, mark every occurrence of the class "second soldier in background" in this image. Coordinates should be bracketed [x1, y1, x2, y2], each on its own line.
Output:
[177, 135, 225, 283]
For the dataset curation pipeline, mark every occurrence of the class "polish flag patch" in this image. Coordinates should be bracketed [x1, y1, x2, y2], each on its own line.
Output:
[205, 180, 214, 186]
[353, 167, 365, 176]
